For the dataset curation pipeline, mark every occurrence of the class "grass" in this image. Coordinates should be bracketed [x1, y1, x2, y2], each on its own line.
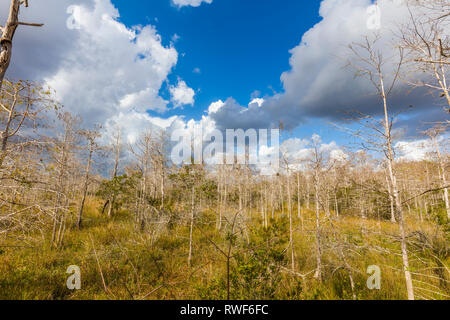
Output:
[0, 199, 448, 300]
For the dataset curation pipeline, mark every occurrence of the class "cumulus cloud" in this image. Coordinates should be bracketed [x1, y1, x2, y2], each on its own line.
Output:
[104, 111, 181, 144]
[280, 135, 347, 168]
[277, 0, 423, 119]
[396, 139, 433, 161]
[209, 97, 276, 130]
[0, 0, 90, 80]
[209, 0, 444, 132]
[4, 0, 445, 156]
[169, 80, 196, 108]
[395, 136, 448, 162]
[207, 100, 225, 114]
[249, 98, 265, 107]
[172, 0, 213, 8]
[0, 0, 203, 143]
[45, 0, 180, 124]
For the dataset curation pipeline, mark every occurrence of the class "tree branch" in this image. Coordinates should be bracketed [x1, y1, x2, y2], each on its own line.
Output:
[415, 59, 450, 65]
[402, 185, 450, 205]
[15, 22, 44, 27]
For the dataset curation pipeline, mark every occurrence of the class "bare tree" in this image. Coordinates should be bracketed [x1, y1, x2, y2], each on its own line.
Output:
[130, 131, 153, 231]
[346, 35, 415, 300]
[424, 126, 449, 219]
[107, 128, 122, 218]
[0, 0, 43, 90]
[49, 112, 80, 247]
[309, 135, 325, 281]
[0, 80, 53, 169]
[400, 1, 450, 112]
[150, 130, 168, 211]
[281, 148, 296, 272]
[77, 128, 101, 229]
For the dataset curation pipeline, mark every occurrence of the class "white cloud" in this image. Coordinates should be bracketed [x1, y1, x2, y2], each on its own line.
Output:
[395, 138, 439, 162]
[172, 0, 213, 8]
[0, 0, 91, 80]
[249, 98, 264, 107]
[42, 0, 180, 128]
[169, 80, 196, 108]
[209, 0, 440, 132]
[5, 0, 442, 155]
[209, 97, 278, 130]
[279, 135, 347, 172]
[104, 111, 181, 144]
[1, 0, 200, 138]
[0, 0, 202, 149]
[207, 100, 225, 114]
[46, 0, 180, 125]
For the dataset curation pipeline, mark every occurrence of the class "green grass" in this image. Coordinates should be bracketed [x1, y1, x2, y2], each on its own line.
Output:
[0, 200, 448, 300]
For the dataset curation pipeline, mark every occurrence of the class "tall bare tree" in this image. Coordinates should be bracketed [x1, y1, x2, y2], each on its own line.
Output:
[347, 35, 415, 300]
[77, 128, 101, 229]
[424, 126, 449, 219]
[309, 135, 324, 281]
[0, 0, 43, 90]
[400, 1, 450, 112]
[106, 128, 122, 218]
[49, 112, 80, 247]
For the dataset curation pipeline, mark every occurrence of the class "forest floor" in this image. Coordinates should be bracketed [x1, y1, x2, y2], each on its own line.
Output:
[0, 199, 449, 300]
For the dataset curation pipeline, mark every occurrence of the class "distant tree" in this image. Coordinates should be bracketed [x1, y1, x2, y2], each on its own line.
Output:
[280, 147, 296, 272]
[48, 112, 80, 247]
[105, 128, 122, 218]
[424, 126, 449, 219]
[170, 163, 205, 267]
[306, 134, 335, 282]
[77, 127, 101, 229]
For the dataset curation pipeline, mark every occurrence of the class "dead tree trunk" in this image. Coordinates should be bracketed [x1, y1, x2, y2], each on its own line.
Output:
[385, 171, 397, 223]
[0, 0, 43, 90]
[297, 172, 303, 229]
[107, 131, 121, 218]
[77, 138, 94, 229]
[188, 185, 195, 267]
[380, 73, 415, 300]
[430, 131, 450, 219]
[313, 167, 322, 281]
[0, 0, 20, 90]
[286, 174, 295, 272]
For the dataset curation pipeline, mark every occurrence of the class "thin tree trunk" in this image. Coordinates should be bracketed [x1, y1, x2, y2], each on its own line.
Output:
[380, 73, 414, 300]
[0, 91, 18, 168]
[306, 177, 310, 210]
[385, 173, 397, 223]
[287, 175, 295, 272]
[433, 137, 450, 219]
[314, 168, 322, 281]
[77, 141, 94, 229]
[0, 0, 20, 90]
[297, 172, 303, 229]
[188, 185, 195, 267]
[108, 133, 120, 218]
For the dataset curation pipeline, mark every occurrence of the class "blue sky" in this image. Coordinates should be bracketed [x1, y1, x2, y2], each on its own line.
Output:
[3, 0, 446, 161]
[111, 0, 322, 119]
[109, 0, 354, 144]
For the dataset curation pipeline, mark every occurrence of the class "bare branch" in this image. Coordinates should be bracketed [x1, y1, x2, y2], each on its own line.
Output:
[15, 22, 44, 27]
